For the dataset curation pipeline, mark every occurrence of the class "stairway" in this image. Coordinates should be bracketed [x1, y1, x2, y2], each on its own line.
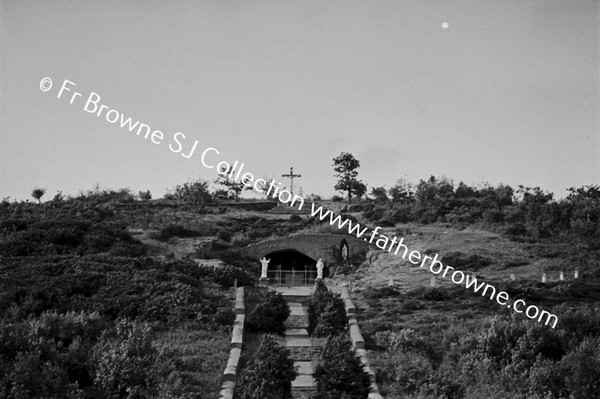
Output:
[284, 302, 318, 399]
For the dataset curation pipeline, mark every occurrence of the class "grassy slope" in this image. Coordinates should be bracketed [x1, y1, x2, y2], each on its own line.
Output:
[324, 222, 599, 398]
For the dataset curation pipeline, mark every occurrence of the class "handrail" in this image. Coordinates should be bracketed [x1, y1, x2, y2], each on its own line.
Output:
[266, 268, 318, 286]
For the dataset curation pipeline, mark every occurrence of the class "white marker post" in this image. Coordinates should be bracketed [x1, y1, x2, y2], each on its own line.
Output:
[559, 271, 564, 281]
[430, 275, 436, 287]
[574, 270, 579, 279]
[510, 274, 516, 281]
[542, 273, 547, 283]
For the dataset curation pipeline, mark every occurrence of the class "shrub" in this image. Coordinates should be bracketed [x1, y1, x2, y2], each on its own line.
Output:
[406, 286, 447, 301]
[313, 334, 370, 399]
[441, 251, 492, 271]
[231, 231, 251, 247]
[235, 335, 297, 399]
[158, 224, 201, 240]
[0, 311, 109, 399]
[196, 264, 256, 287]
[560, 336, 600, 398]
[246, 291, 290, 335]
[363, 286, 399, 299]
[289, 214, 303, 223]
[313, 301, 347, 337]
[307, 281, 347, 336]
[91, 320, 159, 399]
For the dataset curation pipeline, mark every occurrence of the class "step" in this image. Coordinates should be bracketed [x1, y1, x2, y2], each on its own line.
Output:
[286, 328, 309, 336]
[291, 386, 317, 399]
[285, 335, 312, 347]
[292, 374, 315, 388]
[285, 315, 309, 329]
[295, 361, 314, 376]
[287, 345, 323, 361]
[288, 303, 306, 315]
[292, 361, 316, 398]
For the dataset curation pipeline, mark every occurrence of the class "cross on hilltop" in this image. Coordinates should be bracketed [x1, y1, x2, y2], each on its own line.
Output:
[282, 167, 301, 195]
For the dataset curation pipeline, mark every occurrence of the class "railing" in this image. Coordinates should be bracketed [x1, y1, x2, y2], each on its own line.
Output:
[267, 268, 318, 286]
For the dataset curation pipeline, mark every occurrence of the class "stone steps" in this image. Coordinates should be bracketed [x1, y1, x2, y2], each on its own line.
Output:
[283, 299, 318, 399]
[285, 315, 309, 329]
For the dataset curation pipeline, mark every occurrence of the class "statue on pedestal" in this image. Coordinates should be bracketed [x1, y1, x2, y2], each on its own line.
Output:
[260, 257, 270, 279]
[316, 258, 324, 279]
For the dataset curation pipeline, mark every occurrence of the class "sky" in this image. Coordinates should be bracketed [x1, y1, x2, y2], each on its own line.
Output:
[1, 0, 598, 201]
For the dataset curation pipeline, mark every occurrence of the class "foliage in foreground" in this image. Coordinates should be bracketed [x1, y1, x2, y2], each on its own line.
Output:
[307, 281, 347, 336]
[367, 304, 600, 399]
[314, 334, 371, 399]
[235, 335, 297, 399]
[0, 254, 235, 399]
[246, 290, 290, 335]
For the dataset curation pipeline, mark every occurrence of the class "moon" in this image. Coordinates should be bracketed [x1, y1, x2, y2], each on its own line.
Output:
[442, 22, 449, 29]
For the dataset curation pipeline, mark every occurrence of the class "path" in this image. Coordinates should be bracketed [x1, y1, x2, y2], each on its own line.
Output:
[277, 286, 319, 399]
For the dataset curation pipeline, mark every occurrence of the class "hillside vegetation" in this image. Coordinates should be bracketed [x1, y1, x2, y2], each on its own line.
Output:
[1, 177, 599, 399]
[338, 178, 600, 399]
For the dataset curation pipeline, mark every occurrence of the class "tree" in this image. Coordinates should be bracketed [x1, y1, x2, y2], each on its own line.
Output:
[257, 177, 279, 202]
[213, 166, 247, 201]
[388, 178, 414, 203]
[370, 186, 389, 203]
[314, 334, 371, 399]
[235, 335, 297, 399]
[138, 190, 152, 201]
[31, 187, 46, 203]
[332, 152, 366, 204]
[308, 281, 347, 336]
[165, 179, 212, 205]
[247, 291, 291, 335]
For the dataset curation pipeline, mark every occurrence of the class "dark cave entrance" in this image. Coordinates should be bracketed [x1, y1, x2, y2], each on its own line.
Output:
[263, 249, 329, 284]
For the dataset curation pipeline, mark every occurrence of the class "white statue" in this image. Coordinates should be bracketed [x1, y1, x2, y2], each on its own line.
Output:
[260, 257, 270, 278]
[316, 258, 324, 279]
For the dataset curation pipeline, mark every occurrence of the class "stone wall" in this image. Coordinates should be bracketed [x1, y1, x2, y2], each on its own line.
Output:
[341, 287, 383, 399]
[219, 287, 245, 399]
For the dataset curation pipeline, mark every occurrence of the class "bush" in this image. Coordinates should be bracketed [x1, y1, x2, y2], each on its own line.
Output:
[0, 311, 109, 399]
[406, 286, 447, 301]
[289, 214, 303, 223]
[196, 264, 256, 287]
[231, 231, 251, 247]
[314, 334, 370, 399]
[560, 336, 600, 398]
[307, 281, 347, 337]
[363, 286, 399, 299]
[235, 335, 297, 399]
[313, 301, 348, 337]
[157, 224, 201, 240]
[246, 291, 290, 335]
[91, 320, 159, 399]
[441, 251, 492, 271]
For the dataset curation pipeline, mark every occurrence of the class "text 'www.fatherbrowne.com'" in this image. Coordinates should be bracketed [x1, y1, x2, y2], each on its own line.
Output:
[39, 76, 557, 329]
[309, 203, 559, 329]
